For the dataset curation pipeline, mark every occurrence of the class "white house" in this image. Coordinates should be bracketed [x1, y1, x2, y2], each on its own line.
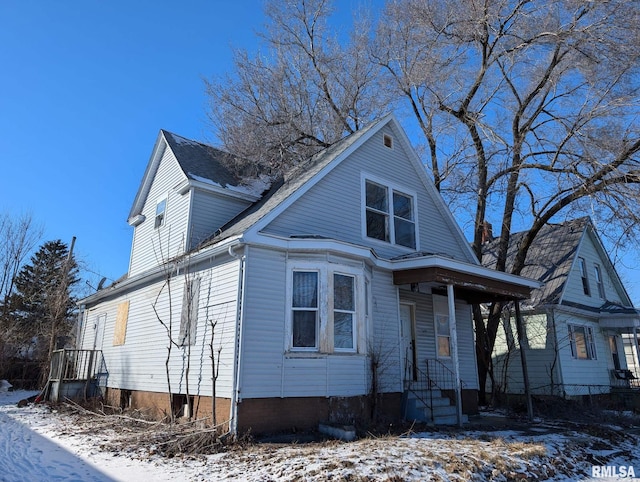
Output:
[77, 115, 537, 433]
[484, 218, 640, 398]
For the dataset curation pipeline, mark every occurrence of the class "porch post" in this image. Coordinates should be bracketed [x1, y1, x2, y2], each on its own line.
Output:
[447, 284, 463, 427]
[633, 326, 640, 379]
[514, 301, 534, 421]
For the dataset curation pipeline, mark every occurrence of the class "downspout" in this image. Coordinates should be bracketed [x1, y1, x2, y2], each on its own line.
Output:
[446, 284, 463, 427]
[228, 244, 247, 435]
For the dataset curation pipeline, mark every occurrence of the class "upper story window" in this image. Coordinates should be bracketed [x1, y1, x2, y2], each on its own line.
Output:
[364, 178, 416, 249]
[154, 198, 167, 229]
[568, 324, 597, 360]
[578, 257, 590, 296]
[288, 262, 366, 354]
[594, 264, 605, 299]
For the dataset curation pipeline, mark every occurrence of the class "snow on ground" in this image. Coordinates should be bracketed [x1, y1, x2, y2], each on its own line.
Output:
[1, 389, 639, 481]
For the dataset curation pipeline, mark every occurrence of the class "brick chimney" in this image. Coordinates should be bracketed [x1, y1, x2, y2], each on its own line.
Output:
[482, 221, 493, 244]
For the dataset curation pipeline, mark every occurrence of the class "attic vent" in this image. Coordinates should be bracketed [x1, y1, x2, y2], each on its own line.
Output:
[383, 134, 393, 148]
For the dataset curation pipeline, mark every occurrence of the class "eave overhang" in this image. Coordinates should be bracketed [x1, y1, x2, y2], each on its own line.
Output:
[391, 260, 540, 304]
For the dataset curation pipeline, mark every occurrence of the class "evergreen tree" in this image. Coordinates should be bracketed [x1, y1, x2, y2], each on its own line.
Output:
[8, 240, 78, 369]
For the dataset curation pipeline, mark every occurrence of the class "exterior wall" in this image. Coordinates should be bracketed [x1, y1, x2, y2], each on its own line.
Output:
[188, 189, 251, 249]
[262, 125, 474, 263]
[239, 246, 381, 400]
[492, 312, 563, 395]
[399, 290, 479, 390]
[79, 255, 241, 401]
[129, 146, 190, 277]
[554, 310, 616, 394]
[563, 232, 625, 307]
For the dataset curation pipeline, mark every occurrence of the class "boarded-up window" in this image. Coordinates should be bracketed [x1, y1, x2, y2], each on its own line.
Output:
[179, 278, 200, 346]
[113, 301, 130, 346]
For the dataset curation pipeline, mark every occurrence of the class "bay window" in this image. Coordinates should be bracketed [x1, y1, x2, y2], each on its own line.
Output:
[288, 263, 365, 353]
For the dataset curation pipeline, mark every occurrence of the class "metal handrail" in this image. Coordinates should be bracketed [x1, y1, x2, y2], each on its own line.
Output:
[425, 358, 466, 391]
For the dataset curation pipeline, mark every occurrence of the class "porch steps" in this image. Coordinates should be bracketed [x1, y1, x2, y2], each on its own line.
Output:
[404, 387, 468, 426]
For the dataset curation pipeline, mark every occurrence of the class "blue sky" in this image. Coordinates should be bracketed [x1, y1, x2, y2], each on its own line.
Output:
[1, 1, 639, 304]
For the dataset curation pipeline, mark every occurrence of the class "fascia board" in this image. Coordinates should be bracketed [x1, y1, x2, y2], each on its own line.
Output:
[245, 232, 541, 290]
[174, 178, 261, 202]
[80, 236, 244, 306]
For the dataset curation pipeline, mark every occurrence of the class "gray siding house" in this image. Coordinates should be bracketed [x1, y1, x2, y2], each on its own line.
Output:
[484, 218, 640, 398]
[78, 115, 537, 433]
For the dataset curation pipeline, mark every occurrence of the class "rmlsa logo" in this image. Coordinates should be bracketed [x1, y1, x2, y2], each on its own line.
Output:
[592, 465, 636, 478]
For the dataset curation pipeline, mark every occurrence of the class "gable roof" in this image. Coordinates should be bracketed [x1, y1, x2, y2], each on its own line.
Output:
[128, 131, 270, 224]
[482, 217, 634, 308]
[194, 114, 478, 264]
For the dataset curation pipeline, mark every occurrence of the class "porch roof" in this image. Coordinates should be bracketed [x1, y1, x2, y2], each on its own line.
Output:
[389, 253, 540, 304]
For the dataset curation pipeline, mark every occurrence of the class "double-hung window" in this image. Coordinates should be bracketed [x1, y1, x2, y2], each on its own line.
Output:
[364, 178, 416, 249]
[292, 271, 319, 349]
[289, 263, 364, 353]
[594, 264, 605, 299]
[435, 313, 451, 358]
[578, 257, 590, 296]
[568, 324, 597, 360]
[155, 198, 167, 229]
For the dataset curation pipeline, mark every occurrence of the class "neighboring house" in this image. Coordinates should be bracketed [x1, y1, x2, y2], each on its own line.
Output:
[483, 218, 640, 398]
[76, 115, 537, 434]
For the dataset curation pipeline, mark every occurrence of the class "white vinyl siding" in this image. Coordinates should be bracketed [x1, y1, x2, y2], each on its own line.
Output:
[80, 257, 240, 398]
[240, 249, 395, 399]
[491, 313, 563, 396]
[129, 147, 190, 277]
[261, 127, 475, 263]
[401, 292, 478, 390]
[563, 232, 624, 307]
[188, 190, 251, 249]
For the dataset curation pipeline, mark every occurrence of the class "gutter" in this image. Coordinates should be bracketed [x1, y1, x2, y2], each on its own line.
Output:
[79, 236, 244, 306]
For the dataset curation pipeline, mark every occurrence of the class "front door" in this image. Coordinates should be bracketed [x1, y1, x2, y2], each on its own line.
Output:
[400, 303, 417, 381]
[609, 335, 621, 370]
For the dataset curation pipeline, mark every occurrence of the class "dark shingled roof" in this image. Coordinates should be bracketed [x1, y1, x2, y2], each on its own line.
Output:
[482, 217, 589, 306]
[162, 130, 256, 188]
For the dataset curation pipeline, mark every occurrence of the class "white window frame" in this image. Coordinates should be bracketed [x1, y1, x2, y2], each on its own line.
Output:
[361, 174, 418, 250]
[578, 257, 590, 296]
[594, 264, 605, 299]
[286, 261, 365, 354]
[290, 269, 320, 351]
[433, 296, 451, 359]
[568, 324, 597, 360]
[154, 196, 167, 229]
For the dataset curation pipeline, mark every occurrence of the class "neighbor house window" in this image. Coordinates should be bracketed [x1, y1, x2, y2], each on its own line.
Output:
[436, 313, 451, 358]
[155, 198, 167, 228]
[179, 278, 200, 346]
[594, 264, 605, 299]
[291, 271, 319, 349]
[289, 263, 364, 353]
[578, 257, 590, 296]
[364, 179, 416, 249]
[568, 324, 597, 360]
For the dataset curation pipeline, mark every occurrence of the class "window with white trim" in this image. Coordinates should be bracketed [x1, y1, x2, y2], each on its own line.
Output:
[288, 263, 365, 353]
[594, 264, 605, 299]
[155, 198, 167, 229]
[292, 271, 319, 349]
[568, 324, 597, 360]
[578, 257, 590, 296]
[364, 179, 416, 249]
[435, 313, 451, 358]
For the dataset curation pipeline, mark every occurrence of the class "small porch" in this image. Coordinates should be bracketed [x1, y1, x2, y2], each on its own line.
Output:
[599, 308, 640, 389]
[390, 253, 541, 426]
[43, 349, 107, 403]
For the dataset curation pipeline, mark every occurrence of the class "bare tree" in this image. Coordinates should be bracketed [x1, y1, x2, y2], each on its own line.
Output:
[374, 0, 640, 403]
[205, 0, 387, 172]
